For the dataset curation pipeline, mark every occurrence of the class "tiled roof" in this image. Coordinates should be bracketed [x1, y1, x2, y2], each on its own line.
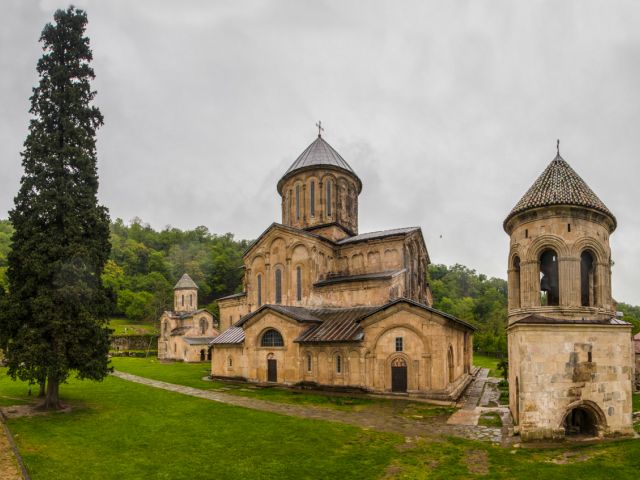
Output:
[513, 314, 631, 326]
[314, 269, 405, 287]
[183, 337, 218, 345]
[236, 304, 324, 327]
[166, 309, 209, 320]
[210, 327, 245, 345]
[174, 273, 198, 290]
[170, 326, 190, 336]
[277, 136, 362, 194]
[337, 227, 420, 245]
[295, 306, 380, 343]
[216, 292, 247, 302]
[504, 154, 616, 228]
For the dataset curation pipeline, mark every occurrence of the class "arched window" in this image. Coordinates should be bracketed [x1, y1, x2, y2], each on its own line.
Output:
[181, 295, 184, 306]
[275, 269, 282, 304]
[200, 349, 205, 361]
[581, 251, 596, 307]
[326, 180, 332, 216]
[306, 354, 312, 373]
[513, 256, 521, 309]
[228, 356, 233, 367]
[296, 266, 302, 302]
[539, 249, 559, 306]
[296, 184, 301, 220]
[163, 321, 168, 334]
[189, 294, 193, 307]
[447, 346, 454, 383]
[199, 318, 207, 334]
[284, 190, 290, 224]
[257, 274, 263, 306]
[335, 354, 342, 374]
[310, 181, 315, 217]
[174, 343, 177, 353]
[261, 329, 284, 347]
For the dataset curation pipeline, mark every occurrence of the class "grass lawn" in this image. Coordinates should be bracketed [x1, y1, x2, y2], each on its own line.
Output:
[473, 354, 503, 378]
[3, 368, 640, 479]
[108, 317, 157, 335]
[478, 412, 502, 427]
[110, 357, 381, 411]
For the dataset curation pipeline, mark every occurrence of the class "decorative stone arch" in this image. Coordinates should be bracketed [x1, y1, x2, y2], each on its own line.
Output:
[524, 234, 570, 262]
[331, 349, 345, 376]
[560, 399, 607, 436]
[257, 327, 285, 347]
[302, 350, 314, 376]
[371, 323, 429, 354]
[571, 237, 608, 264]
[386, 352, 411, 392]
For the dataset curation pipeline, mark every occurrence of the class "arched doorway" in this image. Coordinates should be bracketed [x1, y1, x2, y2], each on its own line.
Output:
[447, 346, 454, 384]
[200, 349, 205, 361]
[391, 357, 407, 392]
[267, 353, 277, 383]
[563, 406, 599, 436]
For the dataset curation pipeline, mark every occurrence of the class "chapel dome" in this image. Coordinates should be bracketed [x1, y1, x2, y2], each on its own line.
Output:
[503, 152, 616, 231]
[277, 135, 362, 195]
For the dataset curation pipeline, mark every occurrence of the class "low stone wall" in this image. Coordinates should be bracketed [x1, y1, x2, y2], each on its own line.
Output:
[110, 334, 159, 352]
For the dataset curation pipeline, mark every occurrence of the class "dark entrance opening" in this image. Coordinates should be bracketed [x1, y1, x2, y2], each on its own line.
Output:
[391, 358, 407, 392]
[200, 349, 205, 361]
[267, 358, 277, 382]
[564, 407, 598, 436]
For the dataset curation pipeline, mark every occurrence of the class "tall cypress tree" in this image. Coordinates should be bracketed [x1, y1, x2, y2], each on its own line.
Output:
[0, 7, 111, 409]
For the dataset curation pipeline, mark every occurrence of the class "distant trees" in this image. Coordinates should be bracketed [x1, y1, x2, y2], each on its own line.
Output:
[0, 7, 111, 409]
[429, 264, 508, 355]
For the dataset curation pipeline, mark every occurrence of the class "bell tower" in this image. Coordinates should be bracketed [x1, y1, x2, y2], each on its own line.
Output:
[504, 145, 633, 441]
[174, 273, 198, 312]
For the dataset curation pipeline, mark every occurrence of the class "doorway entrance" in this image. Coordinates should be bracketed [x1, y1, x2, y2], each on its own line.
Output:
[391, 357, 407, 392]
[564, 407, 598, 436]
[267, 355, 277, 382]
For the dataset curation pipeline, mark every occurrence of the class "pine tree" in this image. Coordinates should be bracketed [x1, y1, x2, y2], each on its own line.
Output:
[0, 7, 111, 409]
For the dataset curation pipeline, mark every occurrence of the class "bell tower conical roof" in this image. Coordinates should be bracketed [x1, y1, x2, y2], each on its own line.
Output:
[504, 153, 616, 231]
[174, 273, 198, 290]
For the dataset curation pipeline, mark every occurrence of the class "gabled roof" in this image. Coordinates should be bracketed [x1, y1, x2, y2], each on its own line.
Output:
[174, 273, 198, 290]
[166, 308, 211, 320]
[277, 136, 362, 194]
[216, 292, 247, 302]
[210, 327, 245, 345]
[242, 222, 334, 258]
[336, 227, 420, 245]
[504, 153, 616, 230]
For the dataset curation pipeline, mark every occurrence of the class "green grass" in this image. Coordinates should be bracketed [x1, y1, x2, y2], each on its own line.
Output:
[110, 357, 381, 411]
[478, 412, 503, 427]
[473, 354, 502, 377]
[3, 367, 640, 479]
[108, 317, 157, 335]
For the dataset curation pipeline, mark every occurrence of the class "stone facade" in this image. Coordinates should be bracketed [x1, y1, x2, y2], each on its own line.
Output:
[634, 333, 640, 392]
[212, 134, 474, 398]
[158, 274, 219, 362]
[504, 150, 634, 440]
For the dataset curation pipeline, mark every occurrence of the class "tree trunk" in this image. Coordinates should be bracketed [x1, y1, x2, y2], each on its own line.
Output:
[38, 379, 46, 398]
[42, 377, 61, 410]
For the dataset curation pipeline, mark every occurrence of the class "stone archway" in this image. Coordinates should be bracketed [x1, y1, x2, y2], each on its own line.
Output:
[561, 400, 606, 437]
[391, 357, 407, 392]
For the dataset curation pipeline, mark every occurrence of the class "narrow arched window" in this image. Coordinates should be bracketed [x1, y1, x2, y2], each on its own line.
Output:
[200, 318, 207, 334]
[181, 295, 184, 306]
[261, 329, 284, 347]
[296, 184, 301, 220]
[581, 251, 596, 307]
[296, 266, 302, 301]
[228, 356, 233, 367]
[285, 190, 290, 224]
[275, 269, 282, 304]
[326, 180, 332, 216]
[189, 294, 193, 307]
[306, 354, 312, 373]
[163, 322, 168, 333]
[257, 274, 262, 306]
[539, 249, 559, 306]
[336, 355, 342, 373]
[512, 256, 521, 309]
[310, 181, 315, 217]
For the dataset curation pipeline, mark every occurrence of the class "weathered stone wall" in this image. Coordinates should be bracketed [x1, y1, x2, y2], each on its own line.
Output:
[508, 323, 634, 440]
[157, 309, 217, 362]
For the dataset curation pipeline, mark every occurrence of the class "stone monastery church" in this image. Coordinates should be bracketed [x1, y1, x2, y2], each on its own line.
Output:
[159, 130, 634, 440]
[207, 131, 476, 399]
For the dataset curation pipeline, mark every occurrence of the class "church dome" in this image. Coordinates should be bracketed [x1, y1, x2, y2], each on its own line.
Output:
[504, 152, 616, 231]
[277, 135, 362, 195]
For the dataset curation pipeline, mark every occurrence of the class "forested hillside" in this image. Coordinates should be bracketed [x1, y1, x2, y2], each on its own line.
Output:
[0, 218, 637, 348]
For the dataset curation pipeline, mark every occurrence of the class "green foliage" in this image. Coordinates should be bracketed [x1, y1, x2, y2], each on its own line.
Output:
[429, 264, 508, 354]
[0, 7, 111, 408]
[617, 302, 640, 334]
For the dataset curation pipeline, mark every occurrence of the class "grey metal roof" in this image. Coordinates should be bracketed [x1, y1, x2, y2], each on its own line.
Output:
[314, 269, 405, 287]
[513, 314, 631, 326]
[183, 337, 218, 345]
[236, 304, 324, 327]
[210, 327, 245, 345]
[337, 227, 420, 245]
[295, 306, 380, 343]
[504, 154, 616, 229]
[170, 326, 190, 336]
[277, 136, 362, 194]
[216, 292, 247, 302]
[174, 273, 199, 290]
[167, 308, 210, 320]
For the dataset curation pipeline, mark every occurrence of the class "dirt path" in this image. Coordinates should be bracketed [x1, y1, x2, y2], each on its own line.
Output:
[0, 421, 24, 480]
[111, 370, 503, 442]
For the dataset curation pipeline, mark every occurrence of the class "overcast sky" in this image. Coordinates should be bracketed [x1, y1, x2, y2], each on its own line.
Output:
[1, 0, 639, 304]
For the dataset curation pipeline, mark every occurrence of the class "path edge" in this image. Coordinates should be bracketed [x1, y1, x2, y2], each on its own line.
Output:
[0, 408, 31, 480]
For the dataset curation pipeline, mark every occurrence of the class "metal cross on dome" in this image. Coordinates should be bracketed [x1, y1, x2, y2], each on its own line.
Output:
[316, 121, 324, 138]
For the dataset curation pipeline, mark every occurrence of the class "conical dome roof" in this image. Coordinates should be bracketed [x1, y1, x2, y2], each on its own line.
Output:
[174, 273, 198, 290]
[504, 153, 616, 230]
[277, 136, 361, 194]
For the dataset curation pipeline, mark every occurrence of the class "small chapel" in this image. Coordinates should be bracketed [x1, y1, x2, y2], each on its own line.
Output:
[504, 145, 634, 440]
[157, 273, 219, 362]
[210, 130, 475, 399]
